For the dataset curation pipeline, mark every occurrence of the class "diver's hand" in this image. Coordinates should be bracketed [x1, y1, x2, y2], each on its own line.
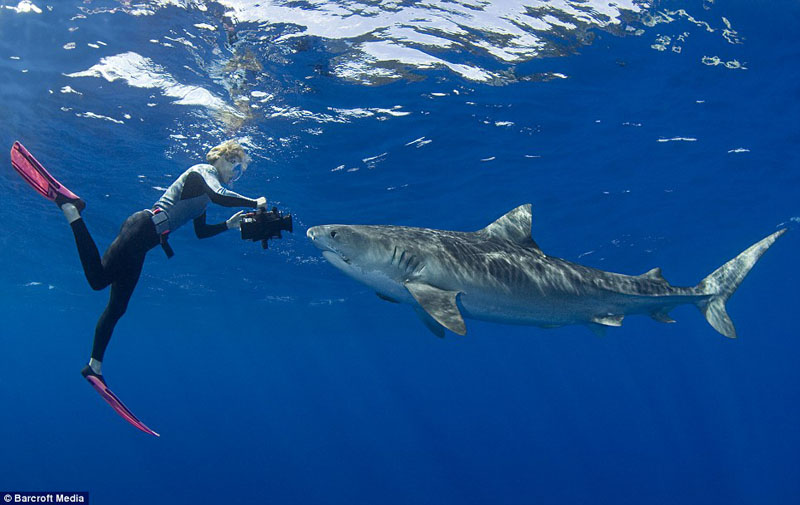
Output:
[226, 210, 245, 230]
[256, 196, 267, 209]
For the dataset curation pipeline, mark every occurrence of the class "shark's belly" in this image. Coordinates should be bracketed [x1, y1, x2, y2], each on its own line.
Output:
[458, 289, 605, 326]
[458, 284, 699, 327]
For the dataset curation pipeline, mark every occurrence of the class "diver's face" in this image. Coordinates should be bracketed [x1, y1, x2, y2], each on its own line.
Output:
[227, 159, 244, 184]
[216, 156, 245, 185]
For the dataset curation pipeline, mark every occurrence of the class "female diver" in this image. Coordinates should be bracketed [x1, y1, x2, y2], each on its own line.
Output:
[11, 139, 267, 434]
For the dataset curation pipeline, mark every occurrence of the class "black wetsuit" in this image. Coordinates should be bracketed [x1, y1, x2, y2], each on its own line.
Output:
[69, 164, 258, 362]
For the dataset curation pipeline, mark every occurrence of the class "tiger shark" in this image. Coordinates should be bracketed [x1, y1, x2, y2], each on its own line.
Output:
[307, 205, 784, 338]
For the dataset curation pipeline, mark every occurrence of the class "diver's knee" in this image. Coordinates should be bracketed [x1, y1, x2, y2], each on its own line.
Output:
[85, 270, 109, 291]
[102, 300, 129, 320]
[110, 304, 128, 318]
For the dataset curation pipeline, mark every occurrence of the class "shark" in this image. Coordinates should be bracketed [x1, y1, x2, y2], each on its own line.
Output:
[307, 205, 784, 338]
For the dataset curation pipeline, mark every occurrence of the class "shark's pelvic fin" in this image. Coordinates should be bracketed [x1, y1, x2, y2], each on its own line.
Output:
[592, 315, 624, 327]
[588, 324, 607, 337]
[651, 310, 676, 323]
[376, 292, 400, 303]
[404, 282, 466, 335]
[479, 204, 541, 251]
[413, 306, 445, 338]
[695, 228, 786, 338]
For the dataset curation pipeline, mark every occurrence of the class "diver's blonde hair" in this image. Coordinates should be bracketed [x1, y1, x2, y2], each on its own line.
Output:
[206, 139, 250, 169]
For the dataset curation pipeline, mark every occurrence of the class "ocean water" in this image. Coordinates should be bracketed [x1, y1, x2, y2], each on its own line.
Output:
[0, 0, 798, 503]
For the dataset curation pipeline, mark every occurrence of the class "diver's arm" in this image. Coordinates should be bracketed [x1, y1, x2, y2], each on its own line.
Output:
[193, 170, 259, 208]
[193, 212, 228, 239]
[181, 170, 259, 207]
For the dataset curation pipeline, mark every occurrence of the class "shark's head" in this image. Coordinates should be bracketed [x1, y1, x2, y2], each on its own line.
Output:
[307, 224, 393, 272]
[307, 224, 428, 298]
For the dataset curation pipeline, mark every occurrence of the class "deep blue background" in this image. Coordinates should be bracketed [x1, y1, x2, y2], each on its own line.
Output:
[1, 1, 798, 504]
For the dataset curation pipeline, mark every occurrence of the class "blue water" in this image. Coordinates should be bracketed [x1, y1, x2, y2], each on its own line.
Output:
[1, 1, 798, 503]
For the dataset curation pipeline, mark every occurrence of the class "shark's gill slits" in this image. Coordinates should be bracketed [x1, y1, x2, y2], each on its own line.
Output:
[404, 255, 415, 273]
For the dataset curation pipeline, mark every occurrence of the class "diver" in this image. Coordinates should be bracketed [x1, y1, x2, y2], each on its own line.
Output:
[12, 140, 265, 385]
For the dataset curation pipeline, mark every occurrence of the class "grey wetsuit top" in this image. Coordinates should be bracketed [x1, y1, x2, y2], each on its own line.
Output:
[153, 164, 258, 237]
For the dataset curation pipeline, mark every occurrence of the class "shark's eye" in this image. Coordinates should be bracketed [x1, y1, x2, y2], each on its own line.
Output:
[330, 231, 337, 238]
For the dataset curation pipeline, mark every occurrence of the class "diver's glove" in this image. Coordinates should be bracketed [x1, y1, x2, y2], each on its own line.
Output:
[226, 210, 246, 230]
[256, 196, 267, 209]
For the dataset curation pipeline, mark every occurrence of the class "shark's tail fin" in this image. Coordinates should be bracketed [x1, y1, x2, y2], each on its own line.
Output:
[695, 229, 786, 338]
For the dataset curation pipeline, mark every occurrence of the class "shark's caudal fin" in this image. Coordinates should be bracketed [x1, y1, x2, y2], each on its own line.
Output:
[696, 229, 786, 338]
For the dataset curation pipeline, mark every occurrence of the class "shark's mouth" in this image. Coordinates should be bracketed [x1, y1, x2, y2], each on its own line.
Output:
[322, 250, 351, 265]
[308, 228, 351, 264]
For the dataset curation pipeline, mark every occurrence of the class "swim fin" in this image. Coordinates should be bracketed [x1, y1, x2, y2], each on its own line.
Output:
[10, 141, 85, 211]
[81, 366, 160, 437]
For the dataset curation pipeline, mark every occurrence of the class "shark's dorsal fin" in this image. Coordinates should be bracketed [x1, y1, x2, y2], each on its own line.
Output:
[479, 204, 541, 251]
[405, 282, 466, 335]
[639, 267, 668, 283]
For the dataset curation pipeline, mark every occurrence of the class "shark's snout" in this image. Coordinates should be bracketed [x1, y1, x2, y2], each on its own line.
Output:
[307, 225, 350, 264]
[307, 225, 333, 249]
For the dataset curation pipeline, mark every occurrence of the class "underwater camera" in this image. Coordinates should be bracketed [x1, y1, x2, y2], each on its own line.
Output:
[240, 207, 293, 249]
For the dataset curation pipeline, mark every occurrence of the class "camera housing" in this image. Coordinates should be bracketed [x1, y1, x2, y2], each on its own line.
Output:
[240, 207, 293, 249]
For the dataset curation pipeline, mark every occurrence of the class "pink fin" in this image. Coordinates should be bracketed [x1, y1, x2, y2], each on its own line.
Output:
[10, 141, 80, 202]
[85, 375, 160, 437]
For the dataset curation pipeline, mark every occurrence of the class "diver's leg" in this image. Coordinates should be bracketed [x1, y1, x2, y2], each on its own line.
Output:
[82, 211, 158, 377]
[67, 215, 110, 291]
[66, 209, 146, 292]
[89, 255, 145, 370]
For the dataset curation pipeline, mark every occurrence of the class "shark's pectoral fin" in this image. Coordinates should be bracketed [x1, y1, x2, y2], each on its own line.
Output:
[404, 282, 466, 336]
[413, 306, 445, 338]
[591, 315, 624, 327]
[376, 292, 400, 303]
